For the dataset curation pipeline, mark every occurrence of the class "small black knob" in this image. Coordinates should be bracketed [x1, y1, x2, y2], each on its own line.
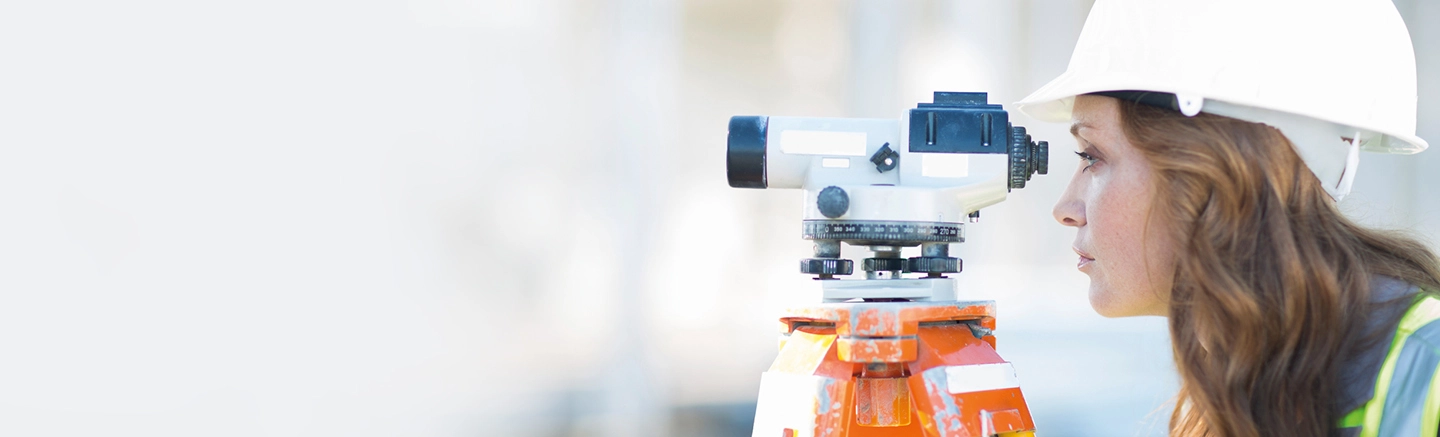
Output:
[817, 186, 849, 219]
[869, 143, 899, 173]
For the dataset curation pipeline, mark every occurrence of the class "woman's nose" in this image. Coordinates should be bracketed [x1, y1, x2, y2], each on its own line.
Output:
[1053, 184, 1086, 228]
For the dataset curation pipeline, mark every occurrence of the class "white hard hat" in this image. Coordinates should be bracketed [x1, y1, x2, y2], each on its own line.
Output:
[1016, 0, 1428, 200]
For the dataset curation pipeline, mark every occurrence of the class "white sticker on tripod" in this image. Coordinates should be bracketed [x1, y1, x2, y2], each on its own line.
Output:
[921, 153, 969, 178]
[821, 158, 851, 168]
[944, 362, 1020, 394]
[780, 130, 867, 156]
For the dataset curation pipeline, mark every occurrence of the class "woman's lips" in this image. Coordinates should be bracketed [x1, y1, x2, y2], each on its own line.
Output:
[1074, 247, 1095, 271]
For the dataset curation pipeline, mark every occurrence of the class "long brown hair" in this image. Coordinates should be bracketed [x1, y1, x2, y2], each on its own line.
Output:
[1113, 99, 1440, 436]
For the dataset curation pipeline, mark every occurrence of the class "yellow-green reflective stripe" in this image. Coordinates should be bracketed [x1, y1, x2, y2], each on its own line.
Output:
[1376, 322, 1440, 436]
[1340, 405, 1365, 428]
[1361, 349, 1400, 437]
[1400, 296, 1440, 334]
[1421, 364, 1440, 437]
[1357, 296, 1440, 436]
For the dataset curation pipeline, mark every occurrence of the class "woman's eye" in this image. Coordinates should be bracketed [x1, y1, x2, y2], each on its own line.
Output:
[1074, 151, 1099, 171]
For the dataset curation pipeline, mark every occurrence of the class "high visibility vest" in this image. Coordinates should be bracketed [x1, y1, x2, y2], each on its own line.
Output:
[1339, 294, 1440, 436]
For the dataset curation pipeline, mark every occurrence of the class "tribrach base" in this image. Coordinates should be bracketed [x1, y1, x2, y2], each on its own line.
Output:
[751, 301, 1035, 437]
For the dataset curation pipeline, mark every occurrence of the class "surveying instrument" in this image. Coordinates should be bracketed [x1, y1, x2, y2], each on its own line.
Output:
[727, 92, 1049, 437]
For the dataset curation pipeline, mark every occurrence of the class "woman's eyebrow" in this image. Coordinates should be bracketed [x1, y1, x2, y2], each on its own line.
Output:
[1069, 121, 1095, 137]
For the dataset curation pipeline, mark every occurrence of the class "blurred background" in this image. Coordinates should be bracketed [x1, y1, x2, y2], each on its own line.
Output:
[0, 0, 1437, 436]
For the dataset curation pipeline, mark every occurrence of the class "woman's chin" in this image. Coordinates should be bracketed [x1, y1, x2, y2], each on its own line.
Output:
[1088, 282, 1149, 318]
[1088, 292, 1124, 318]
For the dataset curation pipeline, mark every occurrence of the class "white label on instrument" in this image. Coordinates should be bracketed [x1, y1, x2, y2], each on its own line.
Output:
[752, 372, 826, 436]
[821, 158, 851, 168]
[922, 153, 970, 178]
[780, 130, 867, 156]
[944, 362, 1020, 394]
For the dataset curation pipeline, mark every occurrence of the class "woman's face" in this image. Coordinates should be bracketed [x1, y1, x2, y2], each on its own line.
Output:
[1052, 95, 1176, 317]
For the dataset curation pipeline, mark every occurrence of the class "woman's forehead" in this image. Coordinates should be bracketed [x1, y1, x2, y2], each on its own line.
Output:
[1070, 95, 1120, 134]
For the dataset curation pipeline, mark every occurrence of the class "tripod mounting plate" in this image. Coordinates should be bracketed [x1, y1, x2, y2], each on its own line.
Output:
[820, 277, 957, 302]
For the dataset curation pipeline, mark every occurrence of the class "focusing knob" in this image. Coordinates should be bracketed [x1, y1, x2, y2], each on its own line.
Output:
[1009, 126, 1030, 189]
[1009, 127, 1050, 189]
[817, 186, 849, 219]
[800, 258, 853, 276]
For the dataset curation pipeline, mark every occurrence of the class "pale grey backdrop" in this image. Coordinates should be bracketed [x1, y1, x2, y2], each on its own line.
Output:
[0, 1, 1436, 436]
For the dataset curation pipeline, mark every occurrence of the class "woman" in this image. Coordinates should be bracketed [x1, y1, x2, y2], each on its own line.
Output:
[1016, 1, 1440, 436]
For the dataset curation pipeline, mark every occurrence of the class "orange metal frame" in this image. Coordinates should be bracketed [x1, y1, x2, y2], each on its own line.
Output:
[752, 301, 1035, 437]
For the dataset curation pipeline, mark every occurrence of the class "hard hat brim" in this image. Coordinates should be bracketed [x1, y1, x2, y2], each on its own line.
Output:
[1015, 71, 1430, 155]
